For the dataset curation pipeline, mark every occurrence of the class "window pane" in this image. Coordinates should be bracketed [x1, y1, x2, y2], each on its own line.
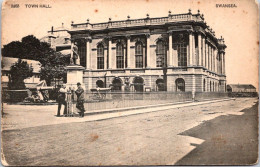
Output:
[174, 43, 187, 67]
[79, 44, 86, 67]
[135, 43, 143, 55]
[135, 42, 143, 68]
[136, 55, 143, 68]
[97, 44, 104, 69]
[156, 41, 166, 67]
[116, 43, 124, 68]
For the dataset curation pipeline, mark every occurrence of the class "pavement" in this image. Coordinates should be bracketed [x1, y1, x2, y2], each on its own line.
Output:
[1, 97, 258, 166]
[2, 98, 234, 130]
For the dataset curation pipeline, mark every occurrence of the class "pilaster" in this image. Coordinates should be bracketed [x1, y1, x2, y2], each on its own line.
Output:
[146, 34, 151, 68]
[168, 32, 173, 67]
[198, 33, 202, 66]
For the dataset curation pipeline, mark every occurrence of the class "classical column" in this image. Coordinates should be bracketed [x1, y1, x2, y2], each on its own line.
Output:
[86, 38, 91, 69]
[188, 31, 194, 66]
[202, 36, 205, 67]
[219, 53, 221, 74]
[108, 37, 112, 69]
[104, 45, 107, 69]
[192, 33, 195, 65]
[223, 53, 225, 74]
[123, 47, 126, 68]
[210, 46, 213, 71]
[146, 34, 151, 68]
[216, 53, 218, 74]
[126, 36, 131, 68]
[220, 52, 223, 74]
[143, 47, 146, 68]
[214, 48, 218, 73]
[205, 42, 208, 69]
[168, 32, 173, 67]
[208, 45, 211, 71]
[213, 49, 215, 72]
[212, 48, 214, 72]
[198, 33, 202, 66]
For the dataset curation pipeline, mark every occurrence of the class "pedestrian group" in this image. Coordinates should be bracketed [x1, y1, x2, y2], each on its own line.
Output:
[57, 82, 86, 118]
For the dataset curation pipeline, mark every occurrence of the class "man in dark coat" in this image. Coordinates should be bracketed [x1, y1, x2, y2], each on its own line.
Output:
[75, 82, 85, 117]
[57, 84, 67, 117]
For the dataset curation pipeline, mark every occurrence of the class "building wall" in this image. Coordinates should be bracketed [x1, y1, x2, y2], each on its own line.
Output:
[72, 18, 227, 93]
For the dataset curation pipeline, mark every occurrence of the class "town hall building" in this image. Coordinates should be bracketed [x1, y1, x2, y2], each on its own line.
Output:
[68, 10, 227, 93]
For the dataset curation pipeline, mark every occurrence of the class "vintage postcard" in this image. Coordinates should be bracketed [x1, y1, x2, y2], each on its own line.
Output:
[1, 0, 259, 166]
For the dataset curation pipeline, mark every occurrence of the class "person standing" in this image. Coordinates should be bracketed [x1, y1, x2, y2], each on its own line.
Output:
[75, 82, 85, 117]
[57, 84, 67, 117]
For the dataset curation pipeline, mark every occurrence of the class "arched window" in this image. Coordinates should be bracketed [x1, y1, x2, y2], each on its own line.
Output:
[176, 78, 185, 92]
[133, 77, 144, 92]
[156, 40, 166, 67]
[116, 43, 124, 68]
[156, 79, 165, 91]
[97, 44, 104, 69]
[96, 80, 104, 88]
[135, 42, 143, 68]
[112, 78, 122, 91]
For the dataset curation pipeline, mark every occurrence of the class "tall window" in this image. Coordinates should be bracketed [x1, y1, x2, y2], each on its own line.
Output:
[116, 43, 124, 68]
[156, 41, 166, 67]
[78, 43, 86, 67]
[135, 42, 143, 68]
[173, 43, 187, 67]
[97, 44, 104, 69]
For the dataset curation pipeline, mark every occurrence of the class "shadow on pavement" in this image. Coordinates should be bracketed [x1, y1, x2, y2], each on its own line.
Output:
[175, 101, 258, 165]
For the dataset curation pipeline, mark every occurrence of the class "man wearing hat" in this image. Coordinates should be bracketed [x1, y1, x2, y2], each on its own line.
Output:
[57, 84, 67, 117]
[75, 82, 85, 117]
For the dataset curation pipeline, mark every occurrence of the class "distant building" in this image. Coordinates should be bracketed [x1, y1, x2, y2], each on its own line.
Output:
[1, 57, 41, 90]
[40, 23, 71, 55]
[68, 10, 227, 92]
[227, 84, 256, 93]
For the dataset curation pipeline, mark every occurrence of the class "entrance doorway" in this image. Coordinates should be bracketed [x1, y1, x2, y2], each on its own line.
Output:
[133, 77, 144, 92]
[156, 79, 165, 91]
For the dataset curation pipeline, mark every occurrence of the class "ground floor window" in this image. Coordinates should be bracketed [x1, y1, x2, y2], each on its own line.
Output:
[96, 80, 104, 88]
[156, 79, 165, 91]
[111, 78, 122, 91]
[176, 78, 185, 92]
[133, 77, 144, 92]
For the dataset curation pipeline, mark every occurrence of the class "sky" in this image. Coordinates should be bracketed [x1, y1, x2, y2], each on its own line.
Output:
[1, 0, 259, 89]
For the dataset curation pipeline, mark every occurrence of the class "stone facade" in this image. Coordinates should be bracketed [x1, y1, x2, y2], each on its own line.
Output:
[68, 10, 227, 93]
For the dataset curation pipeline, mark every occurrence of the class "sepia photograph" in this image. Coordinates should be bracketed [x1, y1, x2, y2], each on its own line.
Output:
[1, 0, 259, 166]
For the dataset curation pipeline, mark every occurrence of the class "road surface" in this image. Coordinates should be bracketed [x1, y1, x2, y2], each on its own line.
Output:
[1, 98, 258, 165]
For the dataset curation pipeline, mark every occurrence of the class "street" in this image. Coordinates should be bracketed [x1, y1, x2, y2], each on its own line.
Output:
[1, 98, 258, 166]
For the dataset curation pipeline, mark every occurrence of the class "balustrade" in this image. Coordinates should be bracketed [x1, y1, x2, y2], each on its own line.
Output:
[71, 13, 204, 30]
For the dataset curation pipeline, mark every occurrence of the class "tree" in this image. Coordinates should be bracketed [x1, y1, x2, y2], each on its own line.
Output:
[8, 59, 33, 90]
[3, 35, 70, 86]
[2, 35, 54, 61]
[40, 52, 70, 85]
